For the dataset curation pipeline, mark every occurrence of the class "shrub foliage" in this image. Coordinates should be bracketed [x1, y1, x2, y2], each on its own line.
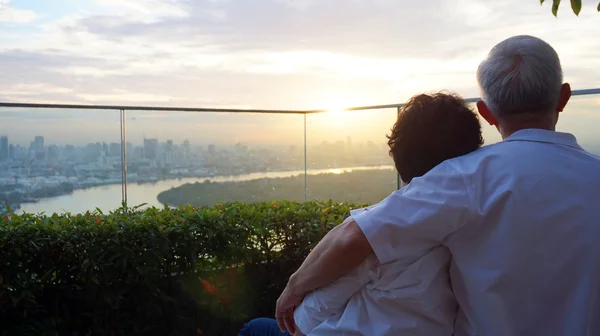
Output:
[0, 200, 365, 336]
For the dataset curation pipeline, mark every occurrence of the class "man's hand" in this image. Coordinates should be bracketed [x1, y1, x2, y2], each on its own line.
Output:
[294, 327, 306, 336]
[275, 283, 304, 334]
[275, 218, 373, 334]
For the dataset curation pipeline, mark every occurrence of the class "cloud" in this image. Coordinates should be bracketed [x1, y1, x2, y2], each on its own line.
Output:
[0, 0, 599, 147]
[5, 83, 72, 95]
[0, 1, 37, 24]
[76, 91, 175, 103]
[96, 0, 190, 22]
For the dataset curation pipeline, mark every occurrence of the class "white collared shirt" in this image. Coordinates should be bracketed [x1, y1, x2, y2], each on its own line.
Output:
[353, 129, 600, 336]
[294, 206, 456, 336]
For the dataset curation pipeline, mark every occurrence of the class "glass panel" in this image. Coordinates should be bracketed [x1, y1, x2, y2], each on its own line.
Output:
[556, 93, 600, 155]
[124, 111, 305, 208]
[305, 108, 398, 204]
[0, 108, 123, 214]
[475, 93, 600, 151]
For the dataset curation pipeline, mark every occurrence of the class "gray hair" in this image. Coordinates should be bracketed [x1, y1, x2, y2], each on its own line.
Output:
[476, 35, 563, 118]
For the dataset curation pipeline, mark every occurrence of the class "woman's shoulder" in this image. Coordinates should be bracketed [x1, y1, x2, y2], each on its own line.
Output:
[369, 246, 451, 290]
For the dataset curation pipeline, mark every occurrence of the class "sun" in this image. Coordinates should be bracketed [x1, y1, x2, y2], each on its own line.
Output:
[315, 97, 355, 128]
[322, 96, 352, 113]
[325, 106, 347, 119]
[307, 95, 369, 138]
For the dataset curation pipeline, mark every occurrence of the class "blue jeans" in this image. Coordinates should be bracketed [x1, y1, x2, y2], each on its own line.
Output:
[238, 318, 292, 336]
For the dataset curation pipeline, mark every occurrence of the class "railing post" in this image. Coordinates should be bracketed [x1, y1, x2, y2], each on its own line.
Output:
[396, 106, 402, 190]
[304, 113, 308, 202]
[120, 109, 128, 207]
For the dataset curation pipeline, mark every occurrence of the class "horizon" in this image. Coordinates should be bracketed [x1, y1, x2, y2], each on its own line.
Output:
[1, 94, 598, 150]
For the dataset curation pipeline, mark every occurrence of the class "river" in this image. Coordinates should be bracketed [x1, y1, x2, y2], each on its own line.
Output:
[19, 165, 395, 214]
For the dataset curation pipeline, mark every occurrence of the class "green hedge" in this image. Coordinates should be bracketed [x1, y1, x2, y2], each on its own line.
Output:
[0, 200, 366, 336]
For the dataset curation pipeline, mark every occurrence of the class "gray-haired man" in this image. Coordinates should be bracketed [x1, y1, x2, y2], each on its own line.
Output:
[276, 35, 600, 335]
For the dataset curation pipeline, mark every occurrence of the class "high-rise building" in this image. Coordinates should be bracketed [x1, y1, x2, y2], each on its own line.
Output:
[132, 146, 143, 160]
[126, 142, 134, 156]
[0, 136, 8, 161]
[234, 143, 247, 153]
[34, 136, 44, 151]
[181, 139, 190, 160]
[8, 144, 15, 160]
[143, 138, 159, 160]
[164, 140, 174, 165]
[109, 142, 121, 157]
[48, 145, 60, 161]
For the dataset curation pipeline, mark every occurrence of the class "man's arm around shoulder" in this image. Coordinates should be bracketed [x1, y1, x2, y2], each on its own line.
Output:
[275, 217, 373, 334]
[276, 161, 473, 333]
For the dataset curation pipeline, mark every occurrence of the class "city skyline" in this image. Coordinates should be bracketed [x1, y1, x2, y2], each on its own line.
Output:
[0, 132, 389, 154]
[0, 125, 393, 214]
[1, 94, 599, 148]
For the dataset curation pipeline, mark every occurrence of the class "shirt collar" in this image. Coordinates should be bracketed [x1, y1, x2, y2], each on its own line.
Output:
[503, 128, 582, 150]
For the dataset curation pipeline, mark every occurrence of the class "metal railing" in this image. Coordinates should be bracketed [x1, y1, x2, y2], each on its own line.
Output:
[1, 88, 598, 113]
[1, 87, 599, 207]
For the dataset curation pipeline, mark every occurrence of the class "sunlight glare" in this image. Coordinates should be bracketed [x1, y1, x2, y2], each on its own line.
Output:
[324, 97, 350, 116]
[326, 106, 346, 120]
[319, 96, 355, 129]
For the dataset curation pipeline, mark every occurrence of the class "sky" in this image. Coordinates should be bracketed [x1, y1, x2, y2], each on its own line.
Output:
[0, 0, 599, 148]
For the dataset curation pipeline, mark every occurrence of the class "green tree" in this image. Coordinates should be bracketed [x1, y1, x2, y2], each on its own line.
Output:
[541, 0, 600, 16]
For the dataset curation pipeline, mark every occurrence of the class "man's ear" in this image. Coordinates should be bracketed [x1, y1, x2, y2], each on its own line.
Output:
[476, 100, 497, 126]
[557, 83, 572, 113]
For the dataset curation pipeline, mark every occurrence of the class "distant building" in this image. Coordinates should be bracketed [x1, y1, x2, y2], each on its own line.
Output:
[234, 143, 247, 153]
[98, 150, 111, 167]
[34, 150, 46, 161]
[182, 139, 190, 159]
[162, 140, 174, 165]
[0, 136, 8, 161]
[132, 146, 144, 160]
[109, 142, 121, 158]
[63, 145, 75, 160]
[125, 142, 134, 160]
[8, 144, 15, 160]
[34, 136, 44, 151]
[48, 145, 60, 161]
[208, 144, 216, 156]
[143, 138, 159, 160]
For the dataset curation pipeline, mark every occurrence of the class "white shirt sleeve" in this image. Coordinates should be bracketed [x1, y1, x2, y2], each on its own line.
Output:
[350, 203, 379, 217]
[352, 161, 471, 264]
[294, 253, 378, 335]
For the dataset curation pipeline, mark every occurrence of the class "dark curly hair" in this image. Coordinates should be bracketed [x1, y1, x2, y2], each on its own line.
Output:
[387, 93, 484, 183]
